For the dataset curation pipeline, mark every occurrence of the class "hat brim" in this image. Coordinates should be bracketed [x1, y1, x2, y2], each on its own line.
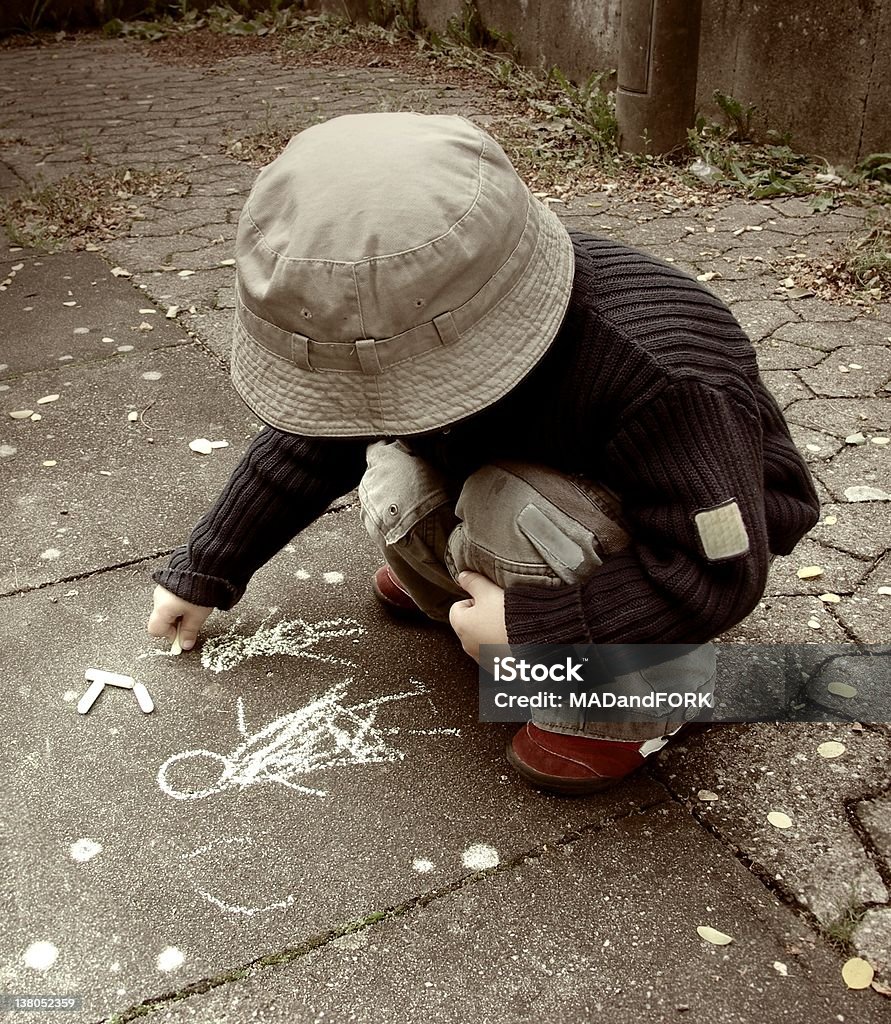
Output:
[230, 200, 575, 438]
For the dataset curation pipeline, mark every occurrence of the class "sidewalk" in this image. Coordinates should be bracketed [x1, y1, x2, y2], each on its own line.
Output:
[0, 31, 889, 1023]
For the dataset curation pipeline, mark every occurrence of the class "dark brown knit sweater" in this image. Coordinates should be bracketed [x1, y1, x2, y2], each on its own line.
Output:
[154, 232, 820, 645]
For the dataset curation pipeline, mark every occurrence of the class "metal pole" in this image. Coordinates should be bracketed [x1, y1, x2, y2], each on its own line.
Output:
[616, 0, 703, 155]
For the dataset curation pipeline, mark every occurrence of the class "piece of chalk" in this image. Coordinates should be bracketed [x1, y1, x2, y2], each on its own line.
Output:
[132, 682, 154, 714]
[77, 679, 105, 715]
[84, 668, 135, 689]
[170, 623, 183, 657]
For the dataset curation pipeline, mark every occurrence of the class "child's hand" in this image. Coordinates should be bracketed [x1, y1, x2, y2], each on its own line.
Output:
[448, 571, 509, 664]
[147, 585, 213, 652]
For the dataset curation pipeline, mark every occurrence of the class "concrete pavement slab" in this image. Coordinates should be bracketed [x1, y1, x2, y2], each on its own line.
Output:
[0, 512, 667, 1023]
[1, 250, 190, 379]
[817, 443, 891, 504]
[720, 596, 850, 642]
[764, 537, 873, 599]
[783, 396, 890, 437]
[145, 801, 886, 1024]
[836, 588, 891, 645]
[657, 723, 891, 926]
[0, 344, 254, 594]
[799, 345, 891, 398]
[774, 318, 891, 349]
[810, 504, 891, 559]
[758, 370, 811, 410]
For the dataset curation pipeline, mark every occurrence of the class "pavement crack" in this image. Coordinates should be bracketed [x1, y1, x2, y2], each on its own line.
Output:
[99, 795, 667, 1023]
[656, 772, 829, 925]
[0, 551, 174, 600]
[845, 785, 891, 894]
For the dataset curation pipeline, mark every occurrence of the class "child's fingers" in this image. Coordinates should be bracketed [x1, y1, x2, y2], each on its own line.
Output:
[177, 621, 199, 652]
[147, 608, 177, 640]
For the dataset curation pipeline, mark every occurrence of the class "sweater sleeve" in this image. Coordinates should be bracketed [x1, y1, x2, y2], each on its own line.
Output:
[504, 380, 784, 645]
[152, 427, 368, 609]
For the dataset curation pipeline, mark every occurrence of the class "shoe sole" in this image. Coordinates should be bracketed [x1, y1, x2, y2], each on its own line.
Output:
[505, 741, 626, 797]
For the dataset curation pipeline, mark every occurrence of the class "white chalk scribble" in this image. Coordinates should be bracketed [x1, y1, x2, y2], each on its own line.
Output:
[183, 838, 300, 916]
[199, 615, 364, 674]
[157, 678, 428, 801]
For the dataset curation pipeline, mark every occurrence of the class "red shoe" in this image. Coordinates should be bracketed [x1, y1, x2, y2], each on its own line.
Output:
[506, 722, 663, 796]
[372, 564, 425, 618]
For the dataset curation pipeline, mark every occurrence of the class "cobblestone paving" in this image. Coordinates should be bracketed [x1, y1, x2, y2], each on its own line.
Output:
[1, 33, 889, 1015]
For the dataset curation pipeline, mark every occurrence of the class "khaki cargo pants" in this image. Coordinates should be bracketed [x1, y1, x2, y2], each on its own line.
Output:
[359, 440, 716, 743]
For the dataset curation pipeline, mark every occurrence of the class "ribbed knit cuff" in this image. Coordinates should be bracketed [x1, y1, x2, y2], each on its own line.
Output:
[504, 582, 591, 645]
[151, 547, 244, 610]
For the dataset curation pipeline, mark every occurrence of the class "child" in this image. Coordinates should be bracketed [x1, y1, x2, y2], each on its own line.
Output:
[148, 113, 819, 795]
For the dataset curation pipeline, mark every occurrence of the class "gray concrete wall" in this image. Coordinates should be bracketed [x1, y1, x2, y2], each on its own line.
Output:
[415, 0, 890, 163]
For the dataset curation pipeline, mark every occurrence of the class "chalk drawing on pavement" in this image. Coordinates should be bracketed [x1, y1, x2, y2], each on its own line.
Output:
[199, 615, 363, 674]
[182, 838, 300, 917]
[157, 678, 429, 801]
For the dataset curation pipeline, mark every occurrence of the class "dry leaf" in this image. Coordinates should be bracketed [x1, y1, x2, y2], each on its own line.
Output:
[871, 979, 891, 997]
[827, 680, 857, 698]
[797, 566, 823, 579]
[188, 438, 214, 455]
[696, 926, 733, 945]
[767, 811, 793, 829]
[817, 741, 845, 759]
[842, 957, 874, 989]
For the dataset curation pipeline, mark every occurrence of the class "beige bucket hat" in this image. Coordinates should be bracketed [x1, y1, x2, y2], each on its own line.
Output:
[231, 112, 575, 437]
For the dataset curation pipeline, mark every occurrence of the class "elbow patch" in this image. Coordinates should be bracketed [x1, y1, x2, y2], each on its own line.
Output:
[693, 500, 750, 561]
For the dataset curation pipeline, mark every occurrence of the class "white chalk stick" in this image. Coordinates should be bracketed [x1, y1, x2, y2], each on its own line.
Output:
[132, 682, 154, 714]
[170, 623, 183, 657]
[77, 679, 105, 715]
[84, 668, 135, 689]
